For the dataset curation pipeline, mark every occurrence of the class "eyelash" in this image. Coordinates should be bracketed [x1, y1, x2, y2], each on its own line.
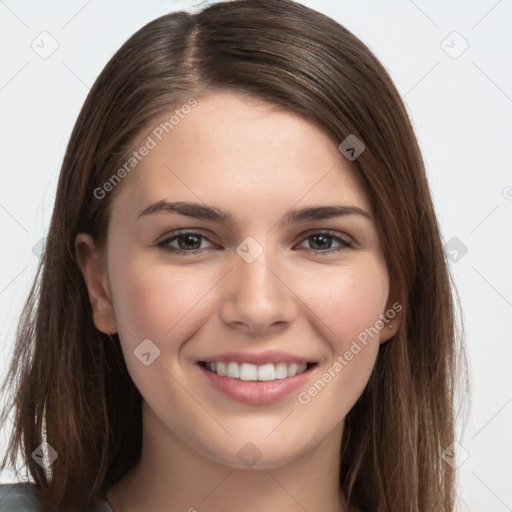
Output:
[156, 230, 353, 257]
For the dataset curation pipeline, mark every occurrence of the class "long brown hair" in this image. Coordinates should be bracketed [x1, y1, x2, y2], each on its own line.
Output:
[0, 1, 467, 510]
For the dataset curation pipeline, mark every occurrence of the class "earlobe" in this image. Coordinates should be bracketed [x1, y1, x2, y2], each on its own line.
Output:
[379, 297, 403, 344]
[74, 233, 118, 334]
[379, 320, 399, 344]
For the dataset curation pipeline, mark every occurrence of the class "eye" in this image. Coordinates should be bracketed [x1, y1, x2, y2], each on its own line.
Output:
[295, 231, 352, 255]
[157, 231, 215, 253]
[156, 230, 352, 256]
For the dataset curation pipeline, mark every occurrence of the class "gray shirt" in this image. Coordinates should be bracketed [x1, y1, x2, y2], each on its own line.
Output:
[0, 483, 114, 511]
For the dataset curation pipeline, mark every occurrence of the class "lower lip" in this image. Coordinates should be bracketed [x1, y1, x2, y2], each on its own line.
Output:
[197, 363, 315, 405]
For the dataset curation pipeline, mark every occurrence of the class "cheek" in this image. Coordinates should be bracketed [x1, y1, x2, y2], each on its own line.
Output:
[108, 255, 218, 398]
[292, 260, 387, 422]
[296, 254, 389, 345]
[108, 250, 215, 347]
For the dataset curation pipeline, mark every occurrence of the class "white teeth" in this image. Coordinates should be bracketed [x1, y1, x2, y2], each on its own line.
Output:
[216, 362, 227, 376]
[275, 362, 288, 379]
[205, 361, 309, 381]
[226, 362, 240, 378]
[288, 362, 298, 377]
[257, 363, 275, 381]
[240, 363, 258, 381]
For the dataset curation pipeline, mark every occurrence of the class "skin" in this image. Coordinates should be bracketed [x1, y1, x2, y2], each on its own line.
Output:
[76, 92, 400, 512]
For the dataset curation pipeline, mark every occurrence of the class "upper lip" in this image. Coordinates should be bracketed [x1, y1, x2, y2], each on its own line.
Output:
[197, 350, 317, 366]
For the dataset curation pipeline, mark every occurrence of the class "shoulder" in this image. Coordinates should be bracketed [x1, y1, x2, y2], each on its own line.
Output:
[0, 483, 40, 509]
[0, 483, 113, 512]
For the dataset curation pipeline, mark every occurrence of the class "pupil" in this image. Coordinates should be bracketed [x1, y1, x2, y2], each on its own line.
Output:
[311, 234, 330, 250]
[180, 234, 200, 250]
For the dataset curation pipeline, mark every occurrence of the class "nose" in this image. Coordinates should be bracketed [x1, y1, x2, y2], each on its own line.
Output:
[219, 245, 298, 335]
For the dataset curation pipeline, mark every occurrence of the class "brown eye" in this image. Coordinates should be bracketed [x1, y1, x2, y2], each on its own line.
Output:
[296, 231, 352, 255]
[157, 231, 214, 253]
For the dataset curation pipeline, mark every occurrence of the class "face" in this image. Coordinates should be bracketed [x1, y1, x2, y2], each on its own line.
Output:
[76, 91, 398, 470]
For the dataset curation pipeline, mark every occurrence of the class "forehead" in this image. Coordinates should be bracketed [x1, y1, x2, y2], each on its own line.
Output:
[110, 91, 371, 220]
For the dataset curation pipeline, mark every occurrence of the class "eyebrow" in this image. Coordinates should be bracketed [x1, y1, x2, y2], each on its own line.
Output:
[137, 200, 372, 225]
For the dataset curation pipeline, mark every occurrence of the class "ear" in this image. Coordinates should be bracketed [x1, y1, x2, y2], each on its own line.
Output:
[379, 291, 403, 344]
[75, 233, 118, 334]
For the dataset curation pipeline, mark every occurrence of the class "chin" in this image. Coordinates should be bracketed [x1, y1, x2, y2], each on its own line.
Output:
[198, 436, 313, 471]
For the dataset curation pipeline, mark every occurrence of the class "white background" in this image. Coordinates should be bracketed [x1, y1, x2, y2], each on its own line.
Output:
[1, 1, 511, 510]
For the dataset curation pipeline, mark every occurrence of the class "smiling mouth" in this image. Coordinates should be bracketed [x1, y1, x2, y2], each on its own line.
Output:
[198, 361, 317, 381]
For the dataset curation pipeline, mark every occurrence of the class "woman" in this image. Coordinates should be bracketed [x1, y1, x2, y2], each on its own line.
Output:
[0, 0, 466, 510]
